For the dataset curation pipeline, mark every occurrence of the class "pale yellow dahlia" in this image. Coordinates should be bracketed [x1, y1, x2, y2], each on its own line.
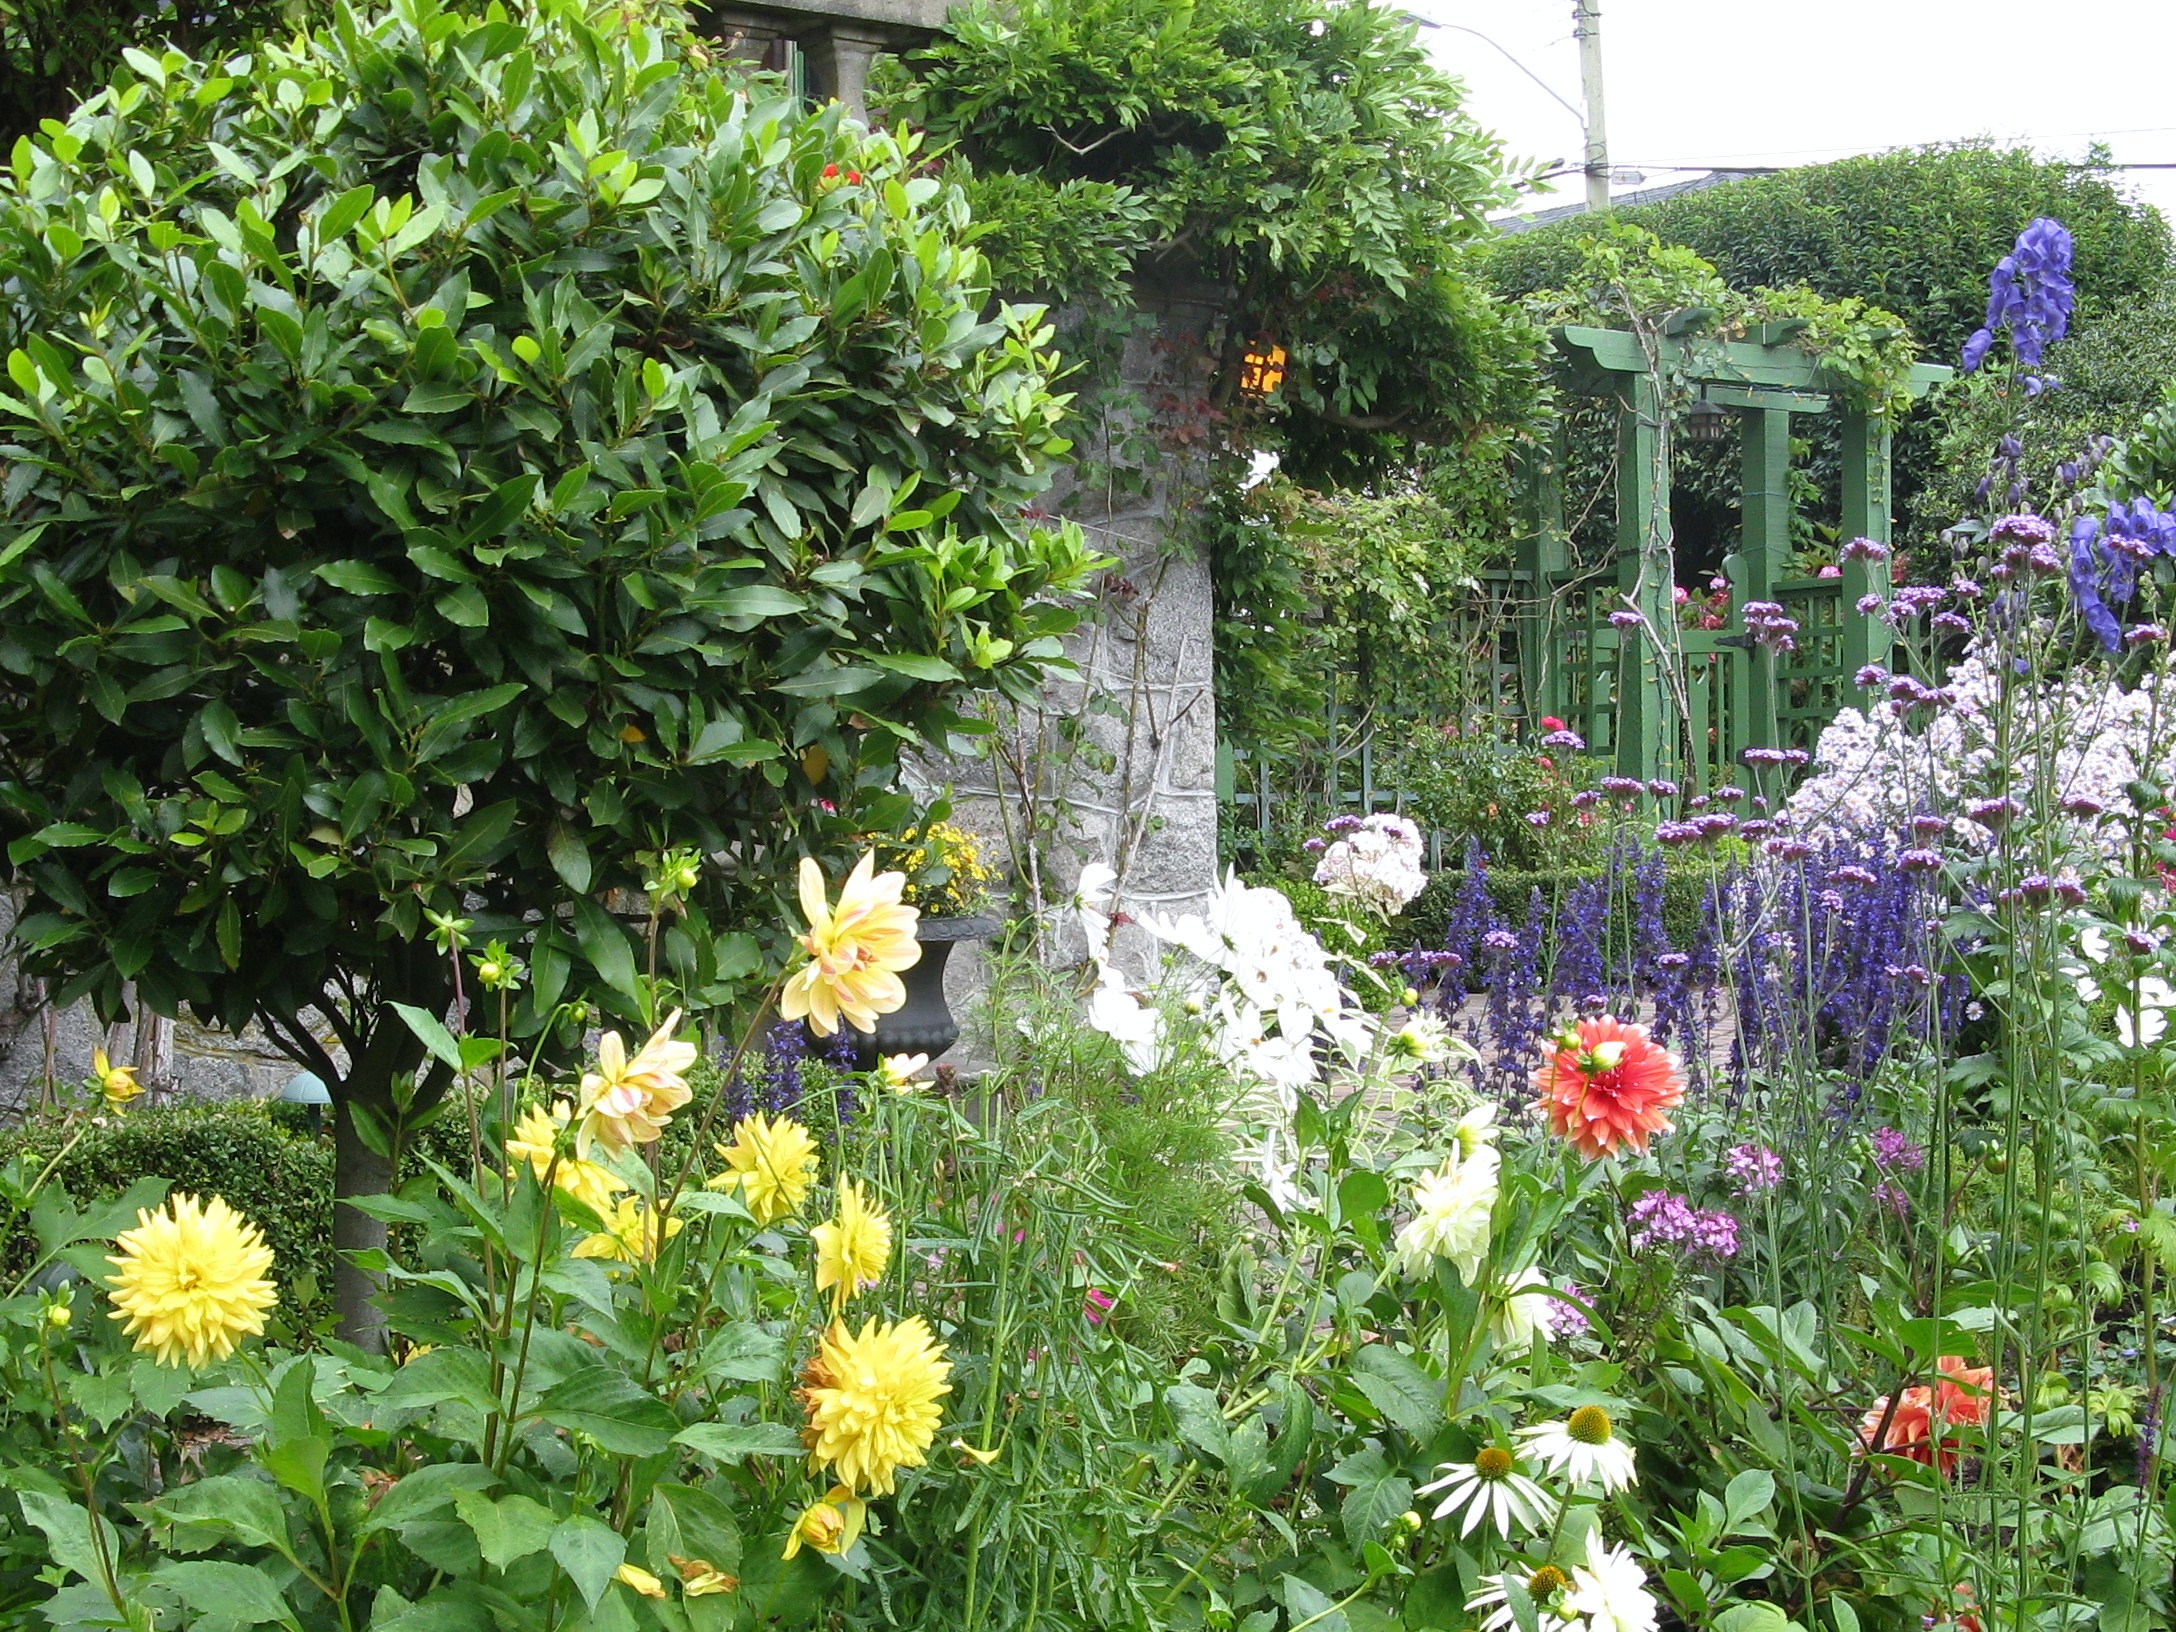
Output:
[92, 1047, 142, 1111]
[577, 1008, 698, 1156]
[812, 1178, 892, 1310]
[669, 1555, 739, 1595]
[505, 1101, 626, 1216]
[571, 1197, 685, 1265]
[106, 1193, 277, 1368]
[797, 1315, 952, 1496]
[615, 1564, 667, 1599]
[778, 854, 920, 1037]
[710, 1112, 820, 1223]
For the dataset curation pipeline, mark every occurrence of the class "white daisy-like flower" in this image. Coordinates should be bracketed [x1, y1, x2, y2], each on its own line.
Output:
[1417, 1446, 1557, 1539]
[1519, 1404, 1638, 1493]
[1466, 1561, 1574, 1632]
[1392, 1143, 1501, 1285]
[1386, 1013, 1452, 1065]
[1489, 1265, 1557, 1352]
[1564, 1532, 1660, 1632]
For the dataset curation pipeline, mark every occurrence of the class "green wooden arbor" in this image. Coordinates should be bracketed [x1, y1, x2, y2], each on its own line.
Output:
[1515, 323, 1951, 790]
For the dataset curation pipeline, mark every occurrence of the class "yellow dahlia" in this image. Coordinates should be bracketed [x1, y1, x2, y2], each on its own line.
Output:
[779, 853, 920, 1037]
[812, 1178, 892, 1311]
[505, 1102, 626, 1217]
[92, 1047, 142, 1111]
[782, 1485, 867, 1559]
[106, 1193, 277, 1368]
[615, 1564, 666, 1599]
[710, 1112, 820, 1224]
[571, 1197, 685, 1265]
[577, 1009, 698, 1156]
[797, 1315, 952, 1496]
[876, 1053, 929, 1093]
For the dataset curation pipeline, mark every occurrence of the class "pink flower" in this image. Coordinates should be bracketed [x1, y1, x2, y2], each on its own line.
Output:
[1084, 1288, 1116, 1325]
[1818, 564, 1842, 579]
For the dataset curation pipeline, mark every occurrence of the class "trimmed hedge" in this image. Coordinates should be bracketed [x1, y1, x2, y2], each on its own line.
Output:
[0, 1100, 335, 1334]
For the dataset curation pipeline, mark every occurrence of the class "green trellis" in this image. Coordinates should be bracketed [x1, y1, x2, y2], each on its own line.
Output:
[1514, 322, 1952, 793]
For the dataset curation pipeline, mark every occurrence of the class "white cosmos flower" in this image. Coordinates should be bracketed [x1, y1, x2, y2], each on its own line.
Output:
[1393, 1143, 1501, 1285]
[1564, 1533, 1660, 1632]
[1519, 1405, 1638, 1493]
[1489, 1265, 1557, 1351]
[1416, 1447, 1556, 1539]
[2080, 924, 2112, 964]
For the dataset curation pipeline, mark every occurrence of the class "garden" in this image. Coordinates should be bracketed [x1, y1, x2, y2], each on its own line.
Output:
[3, 0, 2176, 1629]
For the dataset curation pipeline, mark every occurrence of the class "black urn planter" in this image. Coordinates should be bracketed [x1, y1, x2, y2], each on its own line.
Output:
[831, 915, 999, 1071]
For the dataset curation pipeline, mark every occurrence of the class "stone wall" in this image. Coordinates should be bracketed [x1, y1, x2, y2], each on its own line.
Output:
[0, 892, 297, 1114]
[938, 280, 1226, 984]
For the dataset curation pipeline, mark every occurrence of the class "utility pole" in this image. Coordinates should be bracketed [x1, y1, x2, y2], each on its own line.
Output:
[1574, 0, 1610, 212]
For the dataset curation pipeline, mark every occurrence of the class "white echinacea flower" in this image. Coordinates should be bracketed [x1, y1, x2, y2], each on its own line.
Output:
[1416, 1446, 1556, 1539]
[1466, 1562, 1574, 1632]
[1519, 1404, 1638, 1493]
[1392, 1143, 1501, 1285]
[1564, 1532, 1660, 1632]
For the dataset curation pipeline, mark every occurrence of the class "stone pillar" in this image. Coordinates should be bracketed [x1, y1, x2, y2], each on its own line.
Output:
[940, 279, 1225, 978]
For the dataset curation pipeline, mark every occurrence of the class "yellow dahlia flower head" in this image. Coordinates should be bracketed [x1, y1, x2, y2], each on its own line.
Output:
[614, 1563, 667, 1599]
[711, 1112, 819, 1223]
[668, 1555, 739, 1595]
[577, 1009, 698, 1157]
[506, 1102, 627, 1216]
[571, 1197, 685, 1265]
[797, 1315, 951, 1496]
[779, 853, 920, 1037]
[106, 1193, 277, 1368]
[812, 1178, 892, 1309]
[92, 1048, 143, 1111]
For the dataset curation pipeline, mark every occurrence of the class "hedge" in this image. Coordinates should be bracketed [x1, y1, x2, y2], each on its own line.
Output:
[0, 1100, 335, 1334]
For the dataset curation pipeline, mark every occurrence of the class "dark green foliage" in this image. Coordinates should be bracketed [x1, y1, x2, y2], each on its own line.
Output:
[0, 0, 291, 144]
[1487, 146, 2169, 358]
[0, 1101, 334, 1329]
[1486, 146, 2171, 543]
[0, 0, 1098, 1169]
[1918, 279, 2176, 531]
[880, 0, 1539, 481]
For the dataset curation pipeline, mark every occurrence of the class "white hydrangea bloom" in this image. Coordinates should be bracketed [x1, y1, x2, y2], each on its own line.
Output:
[1313, 813, 1428, 913]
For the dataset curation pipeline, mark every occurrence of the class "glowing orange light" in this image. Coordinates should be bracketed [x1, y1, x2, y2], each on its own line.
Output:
[1238, 343, 1287, 397]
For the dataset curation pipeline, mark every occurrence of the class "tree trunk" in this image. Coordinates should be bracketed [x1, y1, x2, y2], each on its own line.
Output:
[331, 1081, 397, 1353]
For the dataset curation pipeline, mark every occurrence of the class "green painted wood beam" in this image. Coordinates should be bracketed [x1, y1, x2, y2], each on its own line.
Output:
[1839, 405, 1895, 674]
[1552, 325, 1952, 400]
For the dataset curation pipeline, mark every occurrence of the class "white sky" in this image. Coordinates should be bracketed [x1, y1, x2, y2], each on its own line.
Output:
[1404, 0, 2176, 229]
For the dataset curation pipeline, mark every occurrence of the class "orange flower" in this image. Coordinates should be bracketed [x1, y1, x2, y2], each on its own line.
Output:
[1859, 1355, 1994, 1475]
[1534, 1016, 1685, 1160]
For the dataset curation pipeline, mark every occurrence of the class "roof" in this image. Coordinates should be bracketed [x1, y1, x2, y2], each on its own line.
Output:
[1493, 168, 1776, 235]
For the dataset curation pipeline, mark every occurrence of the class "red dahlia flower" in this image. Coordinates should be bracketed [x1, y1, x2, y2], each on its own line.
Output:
[1534, 1017, 1685, 1160]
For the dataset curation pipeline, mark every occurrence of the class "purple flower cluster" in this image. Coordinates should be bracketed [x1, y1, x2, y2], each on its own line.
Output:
[1870, 1125, 1925, 1174]
[1960, 217, 2075, 384]
[1540, 728, 1587, 750]
[1741, 600, 1801, 652]
[1608, 609, 1645, 630]
[1725, 1142, 1784, 1195]
[1628, 1191, 1740, 1260]
[1840, 536, 1891, 562]
[2068, 499, 2176, 654]
[1597, 775, 1646, 798]
[1965, 797, 2021, 833]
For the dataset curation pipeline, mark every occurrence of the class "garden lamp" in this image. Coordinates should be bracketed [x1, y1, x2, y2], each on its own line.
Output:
[1681, 396, 1733, 443]
[281, 1071, 331, 1135]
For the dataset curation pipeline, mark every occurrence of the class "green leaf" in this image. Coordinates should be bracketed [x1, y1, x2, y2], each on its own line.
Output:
[870, 653, 963, 683]
[715, 585, 807, 620]
[391, 1002, 464, 1071]
[534, 1366, 680, 1457]
[150, 1560, 303, 1629]
[13, 1487, 118, 1586]
[317, 184, 377, 242]
[316, 560, 404, 595]
[1325, 1445, 1410, 1546]
[452, 1490, 558, 1569]
[153, 1473, 295, 1556]
[1280, 1574, 1348, 1632]
[1349, 1343, 1443, 1438]
[260, 1358, 330, 1504]
[1162, 1383, 1229, 1465]
[546, 823, 593, 893]
[570, 897, 641, 1009]
[549, 1515, 627, 1614]
[672, 1420, 807, 1462]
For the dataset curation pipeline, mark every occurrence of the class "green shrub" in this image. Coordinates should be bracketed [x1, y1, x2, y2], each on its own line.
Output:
[0, 1101, 334, 1332]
